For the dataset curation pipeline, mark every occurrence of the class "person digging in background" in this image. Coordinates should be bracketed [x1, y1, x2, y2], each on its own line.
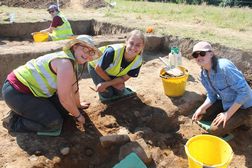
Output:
[191, 41, 252, 137]
[88, 29, 145, 100]
[2, 35, 102, 133]
[38, 4, 73, 41]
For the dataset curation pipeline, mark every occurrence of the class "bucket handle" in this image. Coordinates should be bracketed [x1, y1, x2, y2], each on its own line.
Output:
[203, 166, 215, 168]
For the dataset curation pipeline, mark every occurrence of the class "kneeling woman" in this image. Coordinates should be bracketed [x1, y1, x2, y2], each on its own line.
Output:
[88, 30, 145, 99]
[2, 35, 101, 133]
[192, 41, 252, 136]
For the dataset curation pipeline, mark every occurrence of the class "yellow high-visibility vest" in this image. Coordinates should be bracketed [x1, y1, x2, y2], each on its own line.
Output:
[14, 50, 76, 97]
[51, 13, 73, 41]
[89, 44, 142, 77]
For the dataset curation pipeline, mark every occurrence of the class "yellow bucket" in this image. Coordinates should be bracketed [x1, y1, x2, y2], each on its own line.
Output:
[160, 66, 188, 97]
[185, 135, 233, 168]
[33, 32, 49, 42]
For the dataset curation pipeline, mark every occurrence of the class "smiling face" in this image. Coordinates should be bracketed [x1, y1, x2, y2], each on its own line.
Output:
[73, 45, 95, 64]
[193, 51, 213, 70]
[125, 35, 144, 59]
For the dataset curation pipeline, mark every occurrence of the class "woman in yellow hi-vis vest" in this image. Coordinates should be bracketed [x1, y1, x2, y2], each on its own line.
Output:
[2, 35, 101, 133]
[88, 30, 145, 100]
[39, 4, 73, 41]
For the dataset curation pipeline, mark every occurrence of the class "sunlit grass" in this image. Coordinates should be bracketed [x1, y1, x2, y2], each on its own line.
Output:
[103, 0, 252, 50]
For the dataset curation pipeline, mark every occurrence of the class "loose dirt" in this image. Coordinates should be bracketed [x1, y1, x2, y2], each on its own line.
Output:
[1, 54, 252, 168]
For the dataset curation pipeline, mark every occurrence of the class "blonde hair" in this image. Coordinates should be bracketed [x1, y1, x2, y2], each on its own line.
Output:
[126, 29, 146, 45]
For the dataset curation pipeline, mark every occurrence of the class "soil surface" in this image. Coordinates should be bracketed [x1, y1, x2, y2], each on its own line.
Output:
[0, 1, 252, 168]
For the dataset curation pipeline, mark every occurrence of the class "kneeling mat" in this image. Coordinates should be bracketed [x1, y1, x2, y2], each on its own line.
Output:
[37, 124, 62, 137]
[196, 120, 234, 141]
[113, 152, 147, 168]
[99, 87, 136, 103]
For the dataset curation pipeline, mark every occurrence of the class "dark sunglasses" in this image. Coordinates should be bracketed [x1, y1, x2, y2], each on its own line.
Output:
[192, 51, 210, 58]
[48, 10, 55, 14]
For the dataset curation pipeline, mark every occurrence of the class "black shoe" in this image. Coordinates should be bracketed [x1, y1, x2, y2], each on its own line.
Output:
[2, 111, 18, 132]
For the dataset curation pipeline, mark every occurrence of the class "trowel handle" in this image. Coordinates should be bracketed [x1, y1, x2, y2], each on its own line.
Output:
[159, 57, 170, 68]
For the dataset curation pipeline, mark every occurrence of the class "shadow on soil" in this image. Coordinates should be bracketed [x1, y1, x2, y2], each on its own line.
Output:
[230, 125, 252, 167]
[4, 94, 187, 168]
[8, 111, 121, 168]
[101, 96, 188, 163]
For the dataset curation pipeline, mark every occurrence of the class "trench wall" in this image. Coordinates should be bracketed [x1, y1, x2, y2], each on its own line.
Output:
[0, 20, 93, 39]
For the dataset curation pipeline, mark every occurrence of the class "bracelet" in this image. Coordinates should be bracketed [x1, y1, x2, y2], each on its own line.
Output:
[74, 113, 82, 119]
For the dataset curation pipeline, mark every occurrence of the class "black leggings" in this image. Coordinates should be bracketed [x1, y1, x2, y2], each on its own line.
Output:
[2, 80, 69, 132]
[201, 100, 252, 136]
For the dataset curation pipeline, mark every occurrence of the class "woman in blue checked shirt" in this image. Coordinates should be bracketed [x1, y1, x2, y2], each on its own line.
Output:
[192, 41, 252, 136]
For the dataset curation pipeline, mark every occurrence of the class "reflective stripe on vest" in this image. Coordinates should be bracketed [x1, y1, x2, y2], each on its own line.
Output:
[14, 50, 75, 97]
[51, 13, 73, 41]
[89, 44, 142, 77]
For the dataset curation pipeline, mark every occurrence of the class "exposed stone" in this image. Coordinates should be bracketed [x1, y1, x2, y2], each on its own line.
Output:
[34, 150, 43, 156]
[100, 134, 130, 148]
[117, 126, 130, 135]
[119, 140, 152, 165]
[29, 155, 38, 161]
[60, 147, 70, 155]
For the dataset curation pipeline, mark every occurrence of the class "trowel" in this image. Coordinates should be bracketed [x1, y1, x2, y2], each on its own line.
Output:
[159, 57, 170, 70]
[159, 57, 183, 77]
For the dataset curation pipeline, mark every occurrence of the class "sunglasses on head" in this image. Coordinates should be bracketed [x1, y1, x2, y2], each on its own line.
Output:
[192, 51, 210, 58]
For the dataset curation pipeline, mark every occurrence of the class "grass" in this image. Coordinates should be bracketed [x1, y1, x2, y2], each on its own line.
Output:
[106, 1, 252, 29]
[102, 1, 252, 50]
[0, 1, 251, 50]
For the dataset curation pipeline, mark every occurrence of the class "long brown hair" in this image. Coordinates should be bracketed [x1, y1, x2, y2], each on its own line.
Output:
[211, 55, 218, 73]
[70, 45, 85, 93]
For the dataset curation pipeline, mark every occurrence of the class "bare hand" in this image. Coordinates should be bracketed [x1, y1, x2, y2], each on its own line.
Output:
[79, 101, 91, 109]
[212, 112, 229, 128]
[76, 114, 85, 124]
[192, 107, 205, 122]
[96, 82, 108, 92]
[75, 114, 85, 132]
[112, 83, 125, 90]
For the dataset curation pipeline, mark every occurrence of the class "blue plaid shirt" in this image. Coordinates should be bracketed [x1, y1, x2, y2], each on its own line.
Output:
[201, 58, 252, 111]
